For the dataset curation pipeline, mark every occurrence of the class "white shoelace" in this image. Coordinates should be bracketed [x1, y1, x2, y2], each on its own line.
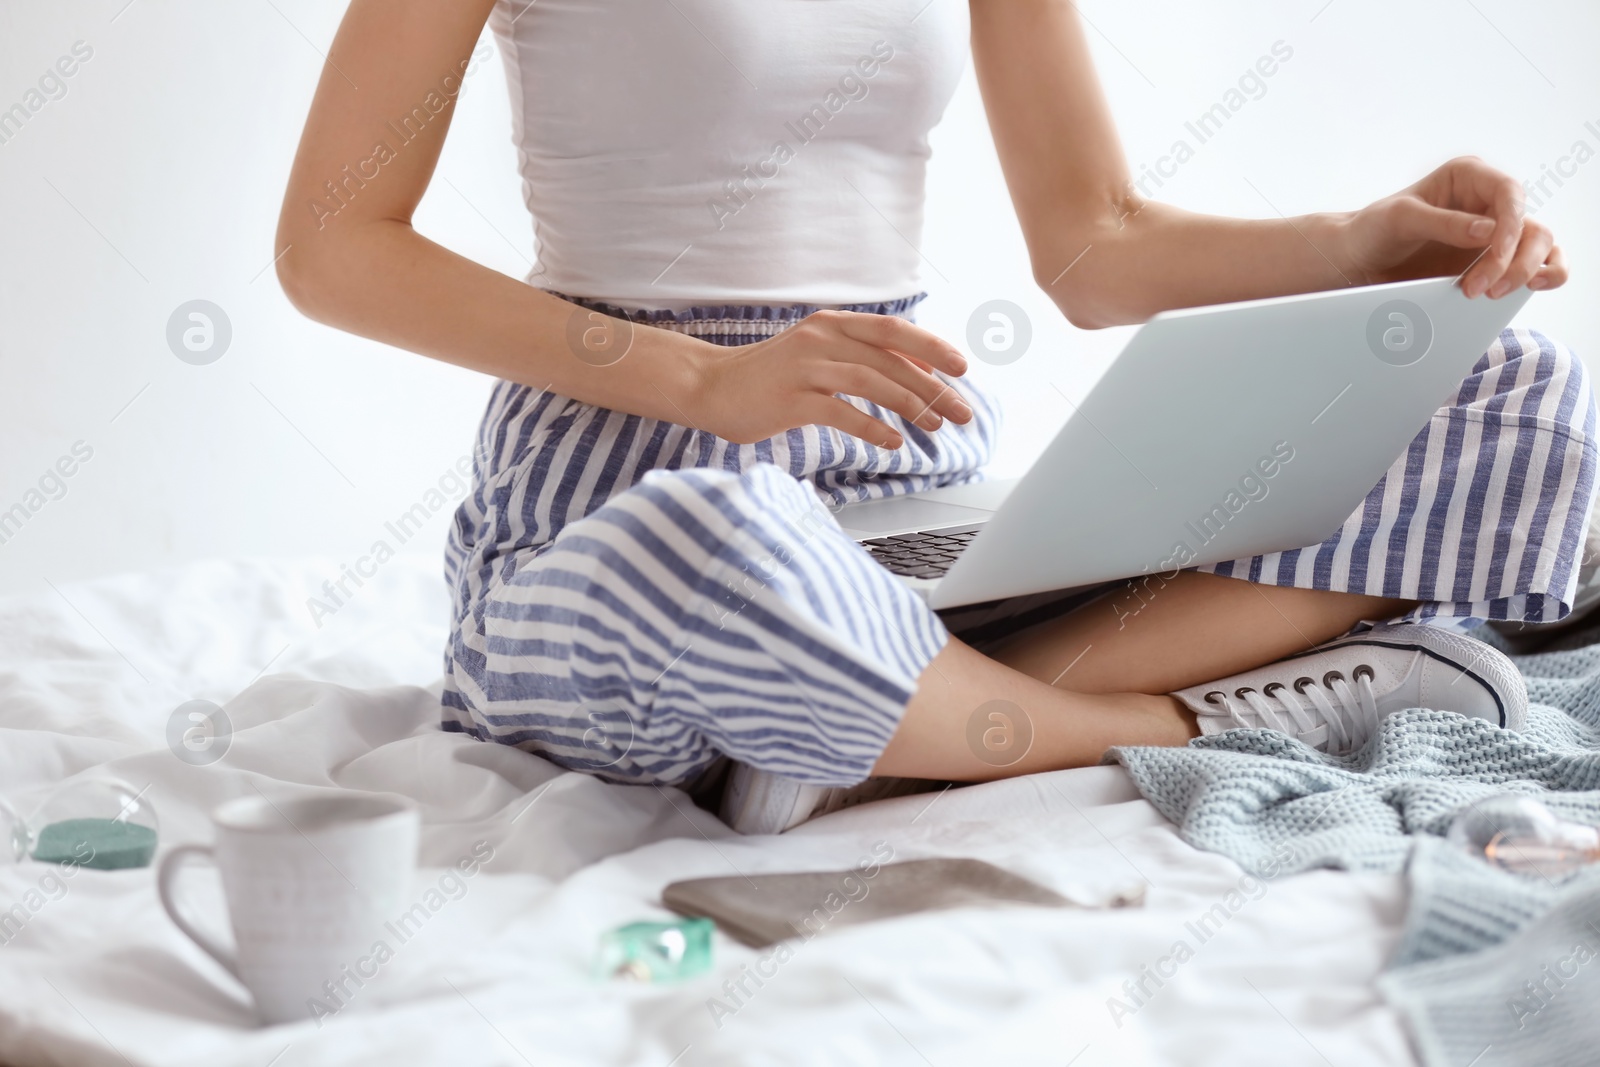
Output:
[1203, 668, 1379, 752]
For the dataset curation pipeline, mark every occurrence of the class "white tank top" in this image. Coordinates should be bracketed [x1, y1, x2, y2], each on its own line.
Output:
[488, 0, 969, 310]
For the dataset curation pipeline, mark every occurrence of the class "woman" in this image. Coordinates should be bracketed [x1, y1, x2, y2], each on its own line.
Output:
[276, 1, 1592, 834]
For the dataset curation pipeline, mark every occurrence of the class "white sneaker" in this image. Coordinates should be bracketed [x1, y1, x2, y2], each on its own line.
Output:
[1172, 623, 1527, 755]
[719, 763, 944, 835]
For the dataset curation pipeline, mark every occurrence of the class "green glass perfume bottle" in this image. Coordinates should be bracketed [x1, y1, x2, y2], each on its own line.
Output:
[6, 777, 159, 870]
[595, 918, 714, 982]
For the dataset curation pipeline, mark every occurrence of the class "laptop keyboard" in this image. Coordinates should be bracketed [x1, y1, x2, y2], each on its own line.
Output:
[859, 524, 984, 580]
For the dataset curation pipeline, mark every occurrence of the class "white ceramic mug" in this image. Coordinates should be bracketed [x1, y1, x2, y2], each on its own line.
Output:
[158, 793, 418, 1025]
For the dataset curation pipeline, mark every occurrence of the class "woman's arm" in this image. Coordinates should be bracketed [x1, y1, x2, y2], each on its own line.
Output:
[276, 0, 973, 448]
[971, 0, 1567, 329]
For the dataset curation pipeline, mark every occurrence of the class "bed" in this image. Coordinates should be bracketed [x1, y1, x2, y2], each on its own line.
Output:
[0, 556, 1416, 1066]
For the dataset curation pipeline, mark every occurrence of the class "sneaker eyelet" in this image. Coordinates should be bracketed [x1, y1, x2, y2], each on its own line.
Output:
[1293, 676, 1316, 693]
[1353, 664, 1375, 682]
[1263, 682, 1285, 696]
[1203, 690, 1226, 706]
[1234, 686, 1257, 699]
[1323, 670, 1345, 687]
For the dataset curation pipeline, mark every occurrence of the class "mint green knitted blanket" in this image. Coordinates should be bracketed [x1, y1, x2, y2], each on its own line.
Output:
[1110, 628, 1600, 1067]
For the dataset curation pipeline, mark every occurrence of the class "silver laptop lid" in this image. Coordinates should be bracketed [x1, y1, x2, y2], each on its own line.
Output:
[929, 277, 1532, 609]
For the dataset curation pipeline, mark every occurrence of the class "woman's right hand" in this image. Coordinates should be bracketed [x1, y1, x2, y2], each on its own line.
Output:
[687, 310, 975, 447]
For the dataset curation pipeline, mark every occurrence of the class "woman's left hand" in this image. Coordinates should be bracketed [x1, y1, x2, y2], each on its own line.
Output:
[1339, 156, 1567, 299]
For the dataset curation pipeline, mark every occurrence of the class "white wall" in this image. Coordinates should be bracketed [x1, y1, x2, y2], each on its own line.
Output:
[1, 0, 1596, 598]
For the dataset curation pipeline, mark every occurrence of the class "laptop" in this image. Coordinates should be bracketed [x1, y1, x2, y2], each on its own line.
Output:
[833, 276, 1534, 610]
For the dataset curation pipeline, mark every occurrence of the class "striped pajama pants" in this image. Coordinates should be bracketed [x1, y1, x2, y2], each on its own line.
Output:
[441, 295, 1597, 787]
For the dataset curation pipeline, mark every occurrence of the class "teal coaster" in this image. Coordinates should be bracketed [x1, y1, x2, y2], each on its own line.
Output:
[594, 918, 714, 982]
[32, 818, 158, 870]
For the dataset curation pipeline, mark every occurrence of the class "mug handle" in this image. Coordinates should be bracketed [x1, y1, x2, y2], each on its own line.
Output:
[157, 844, 242, 980]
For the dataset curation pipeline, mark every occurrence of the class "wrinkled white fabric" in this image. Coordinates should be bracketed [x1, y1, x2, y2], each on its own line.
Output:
[0, 557, 1414, 1066]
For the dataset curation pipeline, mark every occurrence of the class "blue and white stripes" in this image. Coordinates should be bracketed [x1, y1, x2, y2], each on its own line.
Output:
[442, 295, 1000, 786]
[446, 464, 946, 785]
[443, 302, 1595, 788]
[1200, 328, 1597, 624]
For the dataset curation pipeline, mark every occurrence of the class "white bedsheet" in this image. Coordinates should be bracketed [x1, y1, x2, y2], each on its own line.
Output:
[0, 557, 1417, 1066]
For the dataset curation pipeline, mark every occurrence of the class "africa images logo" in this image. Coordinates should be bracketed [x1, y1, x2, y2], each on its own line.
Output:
[1366, 299, 1434, 367]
